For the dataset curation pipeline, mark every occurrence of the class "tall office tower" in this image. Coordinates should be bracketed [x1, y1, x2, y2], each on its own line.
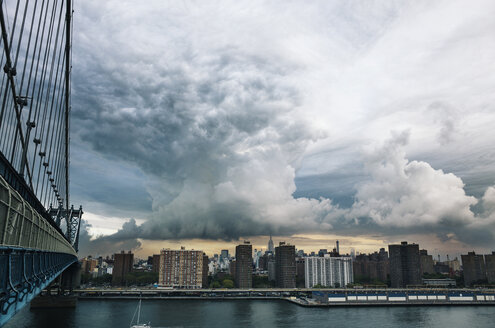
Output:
[268, 235, 274, 253]
[389, 241, 421, 288]
[419, 249, 435, 276]
[305, 255, 353, 288]
[275, 242, 296, 288]
[112, 250, 134, 285]
[202, 253, 209, 288]
[235, 241, 253, 288]
[159, 247, 204, 288]
[485, 252, 495, 284]
[461, 251, 487, 286]
[336, 240, 340, 254]
[220, 249, 229, 260]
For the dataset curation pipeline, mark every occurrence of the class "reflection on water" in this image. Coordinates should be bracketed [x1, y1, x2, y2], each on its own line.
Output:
[5, 300, 495, 328]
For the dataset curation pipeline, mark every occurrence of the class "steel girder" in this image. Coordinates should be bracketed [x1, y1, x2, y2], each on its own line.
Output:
[0, 247, 77, 327]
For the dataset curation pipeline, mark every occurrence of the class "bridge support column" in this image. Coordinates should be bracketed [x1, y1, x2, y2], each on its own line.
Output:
[60, 261, 81, 292]
[30, 262, 80, 309]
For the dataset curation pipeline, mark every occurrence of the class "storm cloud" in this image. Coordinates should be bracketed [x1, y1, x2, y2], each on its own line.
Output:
[70, 1, 495, 255]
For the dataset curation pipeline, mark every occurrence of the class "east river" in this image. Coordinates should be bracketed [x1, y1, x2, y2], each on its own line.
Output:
[5, 300, 495, 327]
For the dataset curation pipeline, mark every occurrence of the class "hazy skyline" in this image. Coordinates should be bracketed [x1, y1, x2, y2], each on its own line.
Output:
[71, 0, 495, 257]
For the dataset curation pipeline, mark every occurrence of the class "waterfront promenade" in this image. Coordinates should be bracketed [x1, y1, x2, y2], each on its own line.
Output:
[72, 287, 495, 307]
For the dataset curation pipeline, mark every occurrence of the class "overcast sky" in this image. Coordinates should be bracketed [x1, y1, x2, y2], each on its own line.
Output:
[71, 0, 495, 258]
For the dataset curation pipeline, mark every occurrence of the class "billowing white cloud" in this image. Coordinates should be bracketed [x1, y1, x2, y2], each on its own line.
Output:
[350, 131, 477, 228]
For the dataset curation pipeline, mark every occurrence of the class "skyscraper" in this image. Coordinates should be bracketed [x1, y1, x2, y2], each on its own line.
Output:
[462, 251, 486, 286]
[275, 242, 296, 288]
[268, 235, 274, 253]
[389, 241, 421, 288]
[235, 241, 253, 288]
[112, 250, 134, 285]
[159, 247, 204, 288]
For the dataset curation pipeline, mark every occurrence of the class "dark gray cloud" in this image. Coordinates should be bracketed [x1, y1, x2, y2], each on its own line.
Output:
[71, 146, 152, 216]
[78, 219, 142, 256]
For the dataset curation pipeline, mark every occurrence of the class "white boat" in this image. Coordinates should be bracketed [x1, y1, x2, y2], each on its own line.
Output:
[130, 299, 151, 328]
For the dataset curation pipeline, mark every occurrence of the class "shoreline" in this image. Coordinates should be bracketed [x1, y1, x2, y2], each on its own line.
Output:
[73, 295, 495, 307]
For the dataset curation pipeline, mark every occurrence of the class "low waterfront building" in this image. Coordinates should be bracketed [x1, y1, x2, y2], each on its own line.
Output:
[305, 255, 353, 288]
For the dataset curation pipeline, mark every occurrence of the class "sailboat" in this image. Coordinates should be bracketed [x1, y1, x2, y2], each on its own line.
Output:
[130, 299, 151, 328]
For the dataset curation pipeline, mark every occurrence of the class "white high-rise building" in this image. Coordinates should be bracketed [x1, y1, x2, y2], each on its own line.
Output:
[305, 255, 353, 288]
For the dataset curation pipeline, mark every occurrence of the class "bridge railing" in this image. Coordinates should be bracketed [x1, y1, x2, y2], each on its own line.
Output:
[0, 174, 75, 256]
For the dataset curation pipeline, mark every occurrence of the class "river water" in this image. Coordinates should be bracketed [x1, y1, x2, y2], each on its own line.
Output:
[5, 300, 495, 327]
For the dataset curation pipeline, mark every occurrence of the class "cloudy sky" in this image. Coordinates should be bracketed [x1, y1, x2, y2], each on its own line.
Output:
[71, 0, 495, 258]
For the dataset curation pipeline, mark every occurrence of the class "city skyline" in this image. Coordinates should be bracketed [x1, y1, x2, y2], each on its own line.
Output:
[70, 1, 495, 257]
[82, 235, 486, 262]
[79, 237, 495, 289]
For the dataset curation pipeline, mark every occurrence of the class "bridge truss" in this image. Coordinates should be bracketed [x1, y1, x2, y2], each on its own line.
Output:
[0, 1, 81, 325]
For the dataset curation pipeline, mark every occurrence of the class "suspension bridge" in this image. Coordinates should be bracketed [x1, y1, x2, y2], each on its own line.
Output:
[0, 1, 82, 325]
